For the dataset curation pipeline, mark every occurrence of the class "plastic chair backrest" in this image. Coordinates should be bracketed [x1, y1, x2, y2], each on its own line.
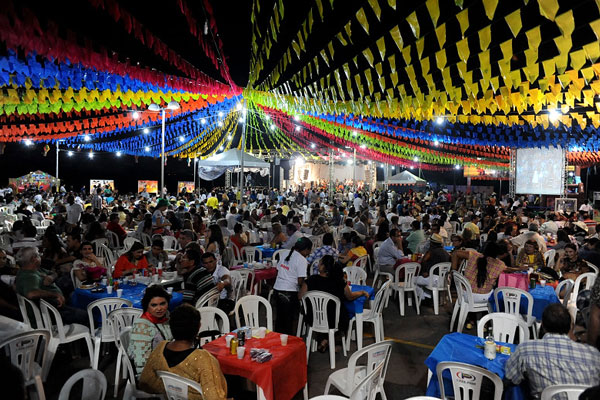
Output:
[571, 272, 596, 303]
[555, 279, 574, 305]
[453, 272, 475, 307]
[373, 247, 381, 264]
[231, 245, 243, 265]
[194, 287, 221, 309]
[243, 246, 262, 263]
[494, 287, 533, 320]
[41, 220, 54, 227]
[344, 266, 367, 285]
[17, 294, 44, 329]
[544, 250, 556, 269]
[98, 244, 116, 267]
[395, 262, 420, 290]
[436, 361, 503, 400]
[273, 249, 290, 263]
[0, 329, 50, 381]
[229, 270, 245, 301]
[106, 230, 119, 249]
[163, 236, 178, 251]
[458, 259, 468, 275]
[158, 370, 204, 400]
[140, 233, 152, 247]
[352, 256, 369, 270]
[349, 362, 385, 400]
[39, 299, 70, 340]
[109, 308, 142, 348]
[198, 306, 230, 335]
[428, 262, 451, 289]
[302, 291, 340, 332]
[123, 237, 139, 252]
[234, 295, 273, 330]
[584, 261, 599, 274]
[476, 313, 530, 344]
[87, 298, 132, 341]
[92, 238, 109, 255]
[343, 340, 393, 393]
[540, 384, 588, 400]
[58, 369, 107, 400]
[372, 280, 391, 315]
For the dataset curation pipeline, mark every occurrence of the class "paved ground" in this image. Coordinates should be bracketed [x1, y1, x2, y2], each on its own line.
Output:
[44, 286, 463, 400]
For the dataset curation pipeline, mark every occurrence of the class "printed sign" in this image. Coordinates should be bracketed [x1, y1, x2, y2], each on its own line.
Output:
[138, 180, 158, 194]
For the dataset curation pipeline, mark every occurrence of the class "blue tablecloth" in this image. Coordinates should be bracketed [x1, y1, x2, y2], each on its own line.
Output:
[256, 245, 276, 259]
[425, 332, 524, 400]
[488, 284, 559, 320]
[72, 282, 183, 312]
[344, 284, 375, 318]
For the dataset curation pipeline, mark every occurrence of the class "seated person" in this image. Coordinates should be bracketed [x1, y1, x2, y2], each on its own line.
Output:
[339, 235, 367, 266]
[282, 223, 303, 249]
[377, 229, 405, 274]
[106, 213, 127, 245]
[515, 239, 545, 271]
[128, 285, 173, 374]
[72, 241, 106, 283]
[139, 304, 227, 399]
[406, 220, 425, 254]
[113, 241, 149, 278]
[269, 223, 287, 248]
[178, 249, 215, 305]
[338, 232, 353, 257]
[311, 216, 330, 236]
[0, 249, 18, 276]
[145, 239, 168, 270]
[557, 243, 591, 280]
[420, 233, 450, 272]
[199, 252, 233, 313]
[505, 303, 600, 398]
[229, 223, 248, 256]
[306, 233, 339, 275]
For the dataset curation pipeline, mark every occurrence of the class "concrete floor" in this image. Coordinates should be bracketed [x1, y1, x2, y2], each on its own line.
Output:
[44, 289, 464, 400]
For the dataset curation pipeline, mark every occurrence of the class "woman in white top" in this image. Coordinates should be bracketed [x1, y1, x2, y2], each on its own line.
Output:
[273, 237, 312, 334]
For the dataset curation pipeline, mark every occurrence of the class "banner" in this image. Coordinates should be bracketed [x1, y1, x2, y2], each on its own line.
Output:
[90, 179, 115, 194]
[138, 180, 158, 194]
[177, 181, 195, 194]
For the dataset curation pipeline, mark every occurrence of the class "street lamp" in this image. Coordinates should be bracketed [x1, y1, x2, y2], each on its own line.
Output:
[148, 100, 180, 198]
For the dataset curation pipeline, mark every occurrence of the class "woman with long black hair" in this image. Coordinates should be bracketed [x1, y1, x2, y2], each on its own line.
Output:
[273, 237, 312, 334]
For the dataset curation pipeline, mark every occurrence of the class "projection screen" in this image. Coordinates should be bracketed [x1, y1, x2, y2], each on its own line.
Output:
[515, 147, 564, 195]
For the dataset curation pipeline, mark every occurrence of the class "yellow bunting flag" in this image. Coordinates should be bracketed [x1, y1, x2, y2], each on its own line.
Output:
[456, 9, 469, 37]
[376, 37, 386, 60]
[505, 9, 522, 37]
[538, 0, 559, 21]
[456, 37, 470, 63]
[435, 49, 447, 70]
[388, 54, 396, 72]
[500, 39, 513, 60]
[406, 11, 420, 38]
[526, 27, 542, 51]
[570, 49, 586, 71]
[389, 26, 403, 51]
[590, 19, 600, 40]
[555, 11, 575, 36]
[426, 0, 440, 27]
[337, 31, 348, 46]
[584, 42, 600, 62]
[479, 25, 491, 51]
[482, 0, 498, 20]
[368, 0, 382, 21]
[388, 0, 396, 10]
[402, 46, 411, 65]
[315, 0, 324, 21]
[363, 48, 375, 68]
[356, 8, 369, 34]
[542, 58, 556, 77]
[435, 24, 446, 48]
[344, 22, 352, 44]
[416, 37, 425, 59]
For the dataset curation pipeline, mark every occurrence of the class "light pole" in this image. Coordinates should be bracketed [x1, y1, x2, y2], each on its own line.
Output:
[353, 148, 357, 190]
[148, 101, 180, 198]
[55, 142, 59, 192]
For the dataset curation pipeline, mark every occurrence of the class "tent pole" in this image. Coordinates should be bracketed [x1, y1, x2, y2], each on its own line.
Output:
[239, 119, 247, 199]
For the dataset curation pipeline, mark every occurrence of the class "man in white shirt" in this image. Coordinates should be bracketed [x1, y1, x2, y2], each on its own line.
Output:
[65, 195, 83, 226]
[353, 194, 363, 211]
[580, 200, 594, 214]
[201, 252, 233, 313]
[511, 223, 547, 254]
[226, 206, 239, 230]
[377, 229, 404, 273]
[540, 214, 559, 235]
[282, 224, 303, 249]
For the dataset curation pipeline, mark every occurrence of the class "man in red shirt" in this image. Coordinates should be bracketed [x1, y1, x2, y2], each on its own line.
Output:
[107, 213, 127, 246]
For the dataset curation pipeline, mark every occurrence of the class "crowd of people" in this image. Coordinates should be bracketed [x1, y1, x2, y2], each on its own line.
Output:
[1, 182, 600, 398]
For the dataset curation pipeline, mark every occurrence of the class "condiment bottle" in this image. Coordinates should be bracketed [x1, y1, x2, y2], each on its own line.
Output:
[230, 335, 238, 355]
[484, 330, 496, 360]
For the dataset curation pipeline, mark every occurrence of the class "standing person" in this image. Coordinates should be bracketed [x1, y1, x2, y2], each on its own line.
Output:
[152, 199, 171, 234]
[128, 285, 173, 374]
[273, 237, 312, 334]
[65, 195, 83, 227]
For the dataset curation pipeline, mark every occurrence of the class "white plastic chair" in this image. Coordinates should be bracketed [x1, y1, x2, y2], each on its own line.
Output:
[436, 361, 503, 400]
[194, 287, 221, 309]
[92, 238, 109, 256]
[198, 306, 230, 343]
[39, 299, 95, 379]
[302, 291, 348, 369]
[352, 255, 369, 271]
[98, 244, 116, 268]
[58, 368, 107, 400]
[236, 268, 256, 296]
[583, 260, 599, 274]
[0, 330, 50, 400]
[449, 272, 489, 333]
[162, 235, 179, 251]
[324, 340, 392, 399]
[118, 329, 161, 399]
[228, 270, 245, 302]
[140, 233, 152, 247]
[273, 249, 290, 263]
[493, 287, 537, 338]
[123, 237, 140, 252]
[87, 298, 132, 369]
[540, 384, 588, 400]
[555, 279, 574, 305]
[243, 246, 262, 263]
[403, 397, 441, 400]
[347, 281, 391, 350]
[17, 294, 44, 329]
[391, 262, 421, 316]
[424, 262, 452, 315]
[109, 307, 143, 397]
[106, 230, 121, 250]
[544, 249, 556, 269]
[158, 371, 204, 400]
[476, 313, 530, 344]
[41, 219, 54, 227]
[234, 295, 273, 330]
[344, 266, 367, 286]
[571, 272, 597, 303]
[348, 362, 385, 400]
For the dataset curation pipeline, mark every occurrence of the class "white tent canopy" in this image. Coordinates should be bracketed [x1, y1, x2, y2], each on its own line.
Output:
[198, 148, 269, 168]
[387, 170, 427, 185]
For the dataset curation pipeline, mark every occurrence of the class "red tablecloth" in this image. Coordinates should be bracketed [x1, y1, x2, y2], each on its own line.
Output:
[203, 332, 307, 400]
[231, 265, 278, 281]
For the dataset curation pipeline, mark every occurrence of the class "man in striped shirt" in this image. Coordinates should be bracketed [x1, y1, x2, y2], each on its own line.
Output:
[505, 304, 600, 399]
[178, 249, 215, 304]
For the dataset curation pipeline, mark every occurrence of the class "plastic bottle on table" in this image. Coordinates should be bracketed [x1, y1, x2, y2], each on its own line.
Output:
[484, 330, 496, 360]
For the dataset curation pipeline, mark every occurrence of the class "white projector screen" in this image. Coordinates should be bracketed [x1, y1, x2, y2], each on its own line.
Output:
[516, 147, 564, 195]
